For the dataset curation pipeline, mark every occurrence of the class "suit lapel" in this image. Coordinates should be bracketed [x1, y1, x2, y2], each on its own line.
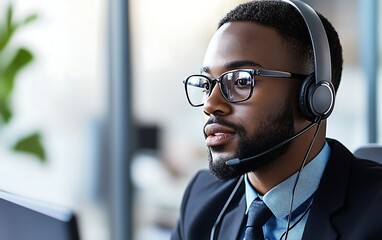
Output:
[302, 139, 354, 239]
[217, 183, 246, 240]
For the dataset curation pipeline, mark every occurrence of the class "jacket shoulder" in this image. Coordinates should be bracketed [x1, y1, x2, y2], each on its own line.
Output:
[172, 170, 243, 240]
[307, 139, 382, 239]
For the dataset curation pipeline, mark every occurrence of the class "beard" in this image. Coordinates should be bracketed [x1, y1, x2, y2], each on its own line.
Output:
[206, 101, 294, 180]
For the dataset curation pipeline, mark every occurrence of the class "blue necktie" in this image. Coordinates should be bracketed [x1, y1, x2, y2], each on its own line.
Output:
[245, 199, 272, 240]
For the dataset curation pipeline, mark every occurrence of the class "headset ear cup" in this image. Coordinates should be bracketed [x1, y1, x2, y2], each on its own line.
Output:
[299, 73, 317, 122]
[310, 80, 335, 119]
[299, 73, 335, 122]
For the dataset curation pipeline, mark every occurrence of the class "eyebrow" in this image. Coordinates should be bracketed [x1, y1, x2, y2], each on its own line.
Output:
[201, 60, 263, 74]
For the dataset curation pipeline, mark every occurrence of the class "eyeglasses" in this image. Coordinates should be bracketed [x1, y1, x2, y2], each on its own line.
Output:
[183, 69, 308, 107]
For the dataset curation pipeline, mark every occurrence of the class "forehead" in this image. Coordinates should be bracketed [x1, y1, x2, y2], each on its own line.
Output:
[202, 22, 300, 75]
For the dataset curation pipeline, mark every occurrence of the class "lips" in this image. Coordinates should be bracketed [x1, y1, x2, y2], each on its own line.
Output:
[204, 123, 236, 147]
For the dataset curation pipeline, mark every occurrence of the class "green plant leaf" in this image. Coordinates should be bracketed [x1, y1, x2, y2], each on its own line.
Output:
[0, 101, 12, 123]
[0, 48, 33, 123]
[0, 5, 15, 53]
[13, 132, 46, 162]
[5, 48, 33, 80]
[6, 5, 13, 29]
[0, 5, 37, 53]
[22, 14, 38, 25]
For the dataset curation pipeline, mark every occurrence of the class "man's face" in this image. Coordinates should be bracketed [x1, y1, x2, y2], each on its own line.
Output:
[202, 22, 304, 179]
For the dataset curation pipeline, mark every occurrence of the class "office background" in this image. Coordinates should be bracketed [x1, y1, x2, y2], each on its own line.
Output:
[0, 0, 379, 239]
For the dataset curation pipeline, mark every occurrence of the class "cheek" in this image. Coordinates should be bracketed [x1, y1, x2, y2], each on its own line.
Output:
[236, 93, 290, 134]
[233, 105, 265, 136]
[251, 82, 288, 108]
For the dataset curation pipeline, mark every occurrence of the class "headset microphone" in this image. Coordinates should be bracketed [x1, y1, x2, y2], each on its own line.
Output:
[225, 121, 317, 167]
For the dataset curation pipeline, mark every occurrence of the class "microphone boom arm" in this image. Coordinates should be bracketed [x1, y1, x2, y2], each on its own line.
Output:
[225, 121, 317, 166]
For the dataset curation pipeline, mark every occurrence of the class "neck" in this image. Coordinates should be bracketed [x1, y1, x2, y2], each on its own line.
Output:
[247, 120, 326, 195]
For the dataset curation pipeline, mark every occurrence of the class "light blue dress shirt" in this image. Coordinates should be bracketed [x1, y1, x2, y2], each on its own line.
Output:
[242, 142, 330, 240]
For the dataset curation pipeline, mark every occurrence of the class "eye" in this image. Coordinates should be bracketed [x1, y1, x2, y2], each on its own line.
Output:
[201, 82, 210, 93]
[235, 77, 251, 88]
[187, 77, 210, 89]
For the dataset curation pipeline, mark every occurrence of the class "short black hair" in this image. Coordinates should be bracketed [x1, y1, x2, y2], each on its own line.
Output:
[218, 0, 343, 92]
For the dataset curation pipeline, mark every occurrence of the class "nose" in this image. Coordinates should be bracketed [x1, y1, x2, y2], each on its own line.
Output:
[203, 83, 231, 116]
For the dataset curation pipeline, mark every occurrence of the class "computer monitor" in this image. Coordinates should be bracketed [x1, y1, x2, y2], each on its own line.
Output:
[0, 190, 80, 240]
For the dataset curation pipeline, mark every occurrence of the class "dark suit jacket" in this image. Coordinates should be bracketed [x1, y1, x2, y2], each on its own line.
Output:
[171, 139, 382, 240]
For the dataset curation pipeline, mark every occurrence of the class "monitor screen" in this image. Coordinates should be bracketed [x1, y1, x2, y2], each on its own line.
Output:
[0, 190, 80, 240]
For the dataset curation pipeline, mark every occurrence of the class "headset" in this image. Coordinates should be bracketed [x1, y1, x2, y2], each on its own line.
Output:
[285, 0, 335, 122]
[284, 3, 334, 237]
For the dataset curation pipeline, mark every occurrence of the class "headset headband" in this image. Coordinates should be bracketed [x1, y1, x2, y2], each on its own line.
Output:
[282, 0, 332, 85]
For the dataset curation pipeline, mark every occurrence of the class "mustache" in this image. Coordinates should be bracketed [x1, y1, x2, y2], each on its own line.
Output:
[203, 116, 245, 138]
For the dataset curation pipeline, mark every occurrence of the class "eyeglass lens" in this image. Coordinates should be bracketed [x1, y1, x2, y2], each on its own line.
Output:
[185, 70, 253, 106]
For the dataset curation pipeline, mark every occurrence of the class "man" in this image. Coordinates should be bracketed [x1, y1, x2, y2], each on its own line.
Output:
[171, 1, 382, 240]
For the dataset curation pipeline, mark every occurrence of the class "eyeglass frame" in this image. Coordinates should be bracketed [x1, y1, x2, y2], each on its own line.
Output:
[183, 68, 308, 107]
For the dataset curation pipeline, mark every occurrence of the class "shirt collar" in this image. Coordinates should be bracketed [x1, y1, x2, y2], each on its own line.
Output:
[245, 142, 330, 219]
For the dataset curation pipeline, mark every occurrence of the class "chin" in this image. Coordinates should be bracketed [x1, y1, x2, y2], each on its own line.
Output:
[208, 153, 247, 180]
